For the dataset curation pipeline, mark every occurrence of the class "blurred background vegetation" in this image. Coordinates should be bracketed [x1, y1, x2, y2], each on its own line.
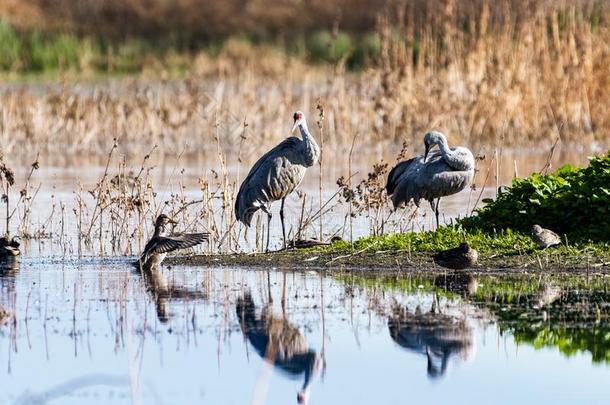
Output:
[0, 0, 607, 74]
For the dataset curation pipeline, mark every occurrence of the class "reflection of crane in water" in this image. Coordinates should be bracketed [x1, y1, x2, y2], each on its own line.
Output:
[388, 304, 474, 378]
[139, 266, 204, 323]
[236, 290, 323, 404]
[0, 256, 19, 317]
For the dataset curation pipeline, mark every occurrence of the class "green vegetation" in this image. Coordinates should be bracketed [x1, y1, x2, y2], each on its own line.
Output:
[327, 224, 608, 261]
[0, 19, 380, 74]
[332, 226, 536, 255]
[462, 152, 610, 241]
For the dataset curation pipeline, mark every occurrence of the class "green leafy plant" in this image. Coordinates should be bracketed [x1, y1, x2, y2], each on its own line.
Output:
[461, 152, 610, 241]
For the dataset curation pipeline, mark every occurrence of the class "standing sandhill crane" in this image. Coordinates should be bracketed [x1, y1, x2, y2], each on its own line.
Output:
[386, 131, 475, 228]
[139, 214, 209, 269]
[236, 292, 322, 404]
[235, 111, 320, 252]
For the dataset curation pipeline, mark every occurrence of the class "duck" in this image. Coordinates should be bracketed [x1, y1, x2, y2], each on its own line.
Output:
[139, 214, 209, 269]
[433, 243, 478, 270]
[0, 235, 20, 257]
[530, 224, 561, 249]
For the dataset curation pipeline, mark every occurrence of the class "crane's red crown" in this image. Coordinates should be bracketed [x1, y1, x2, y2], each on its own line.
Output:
[293, 111, 303, 121]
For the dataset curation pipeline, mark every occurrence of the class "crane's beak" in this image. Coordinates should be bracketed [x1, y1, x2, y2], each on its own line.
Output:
[169, 218, 178, 225]
[424, 144, 430, 162]
[291, 119, 299, 134]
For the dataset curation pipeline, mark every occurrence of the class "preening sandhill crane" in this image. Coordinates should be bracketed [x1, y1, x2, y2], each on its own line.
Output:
[386, 131, 475, 228]
[388, 304, 474, 379]
[235, 111, 320, 252]
[139, 214, 209, 269]
[236, 292, 322, 404]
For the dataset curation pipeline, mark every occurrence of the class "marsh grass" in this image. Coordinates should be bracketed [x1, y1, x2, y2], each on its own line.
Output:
[0, 1, 608, 160]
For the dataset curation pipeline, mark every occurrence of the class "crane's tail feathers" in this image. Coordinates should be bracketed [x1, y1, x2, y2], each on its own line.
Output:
[237, 206, 259, 227]
[386, 158, 416, 196]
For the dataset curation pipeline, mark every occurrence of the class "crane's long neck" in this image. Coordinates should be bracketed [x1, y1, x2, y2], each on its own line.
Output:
[299, 351, 321, 399]
[298, 121, 320, 167]
[436, 137, 471, 171]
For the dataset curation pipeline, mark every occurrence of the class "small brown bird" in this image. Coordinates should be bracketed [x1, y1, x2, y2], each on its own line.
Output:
[139, 214, 209, 269]
[530, 224, 561, 249]
[433, 243, 478, 270]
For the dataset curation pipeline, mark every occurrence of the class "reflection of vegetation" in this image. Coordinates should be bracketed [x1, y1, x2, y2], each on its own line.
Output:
[484, 287, 610, 364]
[462, 152, 610, 241]
[339, 272, 610, 364]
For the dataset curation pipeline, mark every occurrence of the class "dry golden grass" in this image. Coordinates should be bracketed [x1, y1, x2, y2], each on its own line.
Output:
[0, 0, 607, 163]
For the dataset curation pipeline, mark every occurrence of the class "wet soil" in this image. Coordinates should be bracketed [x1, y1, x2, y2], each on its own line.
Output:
[167, 247, 610, 274]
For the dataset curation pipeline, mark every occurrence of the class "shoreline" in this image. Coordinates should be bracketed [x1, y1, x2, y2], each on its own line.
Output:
[166, 248, 610, 275]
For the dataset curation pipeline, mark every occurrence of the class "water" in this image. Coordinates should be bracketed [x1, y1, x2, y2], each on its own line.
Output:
[2, 260, 609, 404]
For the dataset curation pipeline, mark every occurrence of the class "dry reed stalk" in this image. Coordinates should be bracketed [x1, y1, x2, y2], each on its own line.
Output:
[316, 101, 325, 241]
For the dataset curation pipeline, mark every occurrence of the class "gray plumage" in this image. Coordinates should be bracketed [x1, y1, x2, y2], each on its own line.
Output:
[235, 111, 320, 251]
[139, 214, 209, 269]
[530, 224, 561, 249]
[386, 131, 475, 228]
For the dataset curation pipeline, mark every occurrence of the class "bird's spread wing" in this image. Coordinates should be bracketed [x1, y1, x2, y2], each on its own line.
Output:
[146, 233, 209, 255]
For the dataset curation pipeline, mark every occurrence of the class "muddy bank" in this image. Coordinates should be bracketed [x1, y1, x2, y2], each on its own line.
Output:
[167, 248, 610, 274]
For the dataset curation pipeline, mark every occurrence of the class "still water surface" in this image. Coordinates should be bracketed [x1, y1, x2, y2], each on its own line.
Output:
[1, 259, 609, 404]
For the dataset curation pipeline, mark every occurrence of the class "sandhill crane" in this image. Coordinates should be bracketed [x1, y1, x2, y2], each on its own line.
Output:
[236, 292, 322, 404]
[388, 304, 474, 378]
[139, 214, 209, 269]
[386, 131, 475, 228]
[235, 111, 320, 252]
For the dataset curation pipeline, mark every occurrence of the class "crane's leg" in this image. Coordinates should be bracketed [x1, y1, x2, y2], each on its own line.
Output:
[261, 206, 272, 253]
[434, 198, 441, 229]
[429, 199, 440, 229]
[279, 198, 287, 250]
